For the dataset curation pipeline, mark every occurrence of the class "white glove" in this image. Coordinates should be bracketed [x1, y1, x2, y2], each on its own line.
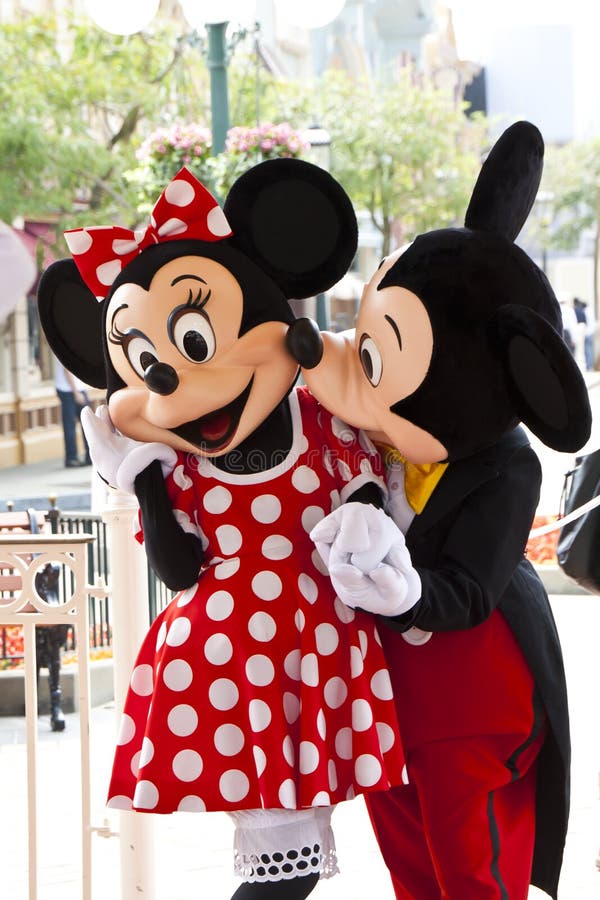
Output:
[81, 405, 177, 494]
[311, 502, 421, 617]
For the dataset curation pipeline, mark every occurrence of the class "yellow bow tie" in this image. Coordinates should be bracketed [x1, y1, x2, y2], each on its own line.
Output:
[376, 443, 448, 514]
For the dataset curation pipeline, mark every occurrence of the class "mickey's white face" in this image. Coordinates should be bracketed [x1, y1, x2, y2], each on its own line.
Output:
[301, 247, 448, 463]
[106, 255, 298, 456]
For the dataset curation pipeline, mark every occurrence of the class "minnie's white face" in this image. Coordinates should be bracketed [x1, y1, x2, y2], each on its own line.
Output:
[106, 255, 298, 456]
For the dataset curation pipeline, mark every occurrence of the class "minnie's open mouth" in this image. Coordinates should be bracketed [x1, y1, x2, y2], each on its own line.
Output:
[171, 377, 254, 453]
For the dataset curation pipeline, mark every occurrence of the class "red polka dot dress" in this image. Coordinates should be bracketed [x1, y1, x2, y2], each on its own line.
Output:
[107, 386, 406, 814]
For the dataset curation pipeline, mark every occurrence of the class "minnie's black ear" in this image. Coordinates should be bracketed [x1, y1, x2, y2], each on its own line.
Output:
[465, 121, 544, 242]
[223, 158, 358, 299]
[38, 259, 107, 389]
[489, 304, 591, 451]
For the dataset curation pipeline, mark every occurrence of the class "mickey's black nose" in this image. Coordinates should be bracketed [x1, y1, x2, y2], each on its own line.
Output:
[144, 362, 179, 395]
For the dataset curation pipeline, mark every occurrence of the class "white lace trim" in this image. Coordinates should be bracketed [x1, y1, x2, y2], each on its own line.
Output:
[233, 844, 339, 883]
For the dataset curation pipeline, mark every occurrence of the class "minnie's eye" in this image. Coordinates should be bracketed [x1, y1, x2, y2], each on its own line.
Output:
[359, 334, 383, 386]
[126, 336, 159, 380]
[170, 309, 216, 363]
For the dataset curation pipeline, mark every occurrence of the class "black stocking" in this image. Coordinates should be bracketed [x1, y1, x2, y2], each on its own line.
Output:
[230, 873, 319, 899]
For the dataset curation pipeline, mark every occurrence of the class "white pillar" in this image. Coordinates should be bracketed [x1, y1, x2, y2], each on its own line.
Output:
[102, 488, 156, 900]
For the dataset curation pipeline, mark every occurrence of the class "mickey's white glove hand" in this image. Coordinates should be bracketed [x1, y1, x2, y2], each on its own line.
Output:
[81, 405, 177, 494]
[311, 502, 421, 617]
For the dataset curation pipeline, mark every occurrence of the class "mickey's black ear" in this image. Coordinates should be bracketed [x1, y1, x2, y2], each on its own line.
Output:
[489, 304, 591, 451]
[38, 259, 107, 389]
[223, 158, 358, 299]
[465, 121, 544, 242]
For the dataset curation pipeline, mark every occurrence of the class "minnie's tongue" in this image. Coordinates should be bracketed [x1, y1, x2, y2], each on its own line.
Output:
[199, 410, 231, 443]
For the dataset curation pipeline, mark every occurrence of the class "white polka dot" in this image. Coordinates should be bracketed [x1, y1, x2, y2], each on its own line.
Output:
[116, 713, 135, 745]
[299, 433, 309, 453]
[311, 549, 329, 576]
[139, 737, 155, 768]
[204, 633, 233, 665]
[173, 749, 203, 782]
[249, 699, 272, 732]
[292, 465, 320, 494]
[133, 780, 159, 810]
[330, 490, 341, 511]
[346, 785, 356, 800]
[130, 664, 153, 696]
[261, 535, 293, 560]
[66, 230, 93, 254]
[248, 611, 277, 642]
[203, 485, 233, 514]
[355, 754, 382, 787]
[312, 791, 330, 806]
[337, 459, 352, 482]
[167, 617, 192, 647]
[301, 653, 319, 687]
[335, 727, 353, 760]
[155, 621, 167, 650]
[331, 416, 356, 444]
[328, 760, 338, 792]
[350, 645, 364, 678]
[376, 722, 395, 753]
[177, 585, 197, 607]
[172, 464, 193, 491]
[284, 649, 301, 681]
[323, 449, 335, 477]
[216, 524, 243, 555]
[300, 741, 319, 774]
[251, 494, 281, 524]
[209, 678, 239, 711]
[220, 769, 250, 803]
[283, 692, 300, 724]
[359, 630, 368, 659]
[278, 778, 296, 808]
[253, 746, 267, 777]
[130, 750, 142, 777]
[107, 795, 132, 810]
[360, 458, 373, 475]
[178, 795, 206, 812]
[214, 558, 240, 580]
[402, 764, 410, 785]
[334, 597, 355, 623]
[97, 259, 121, 287]
[206, 590, 234, 621]
[315, 623, 339, 656]
[324, 676, 348, 709]
[246, 654, 275, 686]
[371, 669, 394, 701]
[352, 699, 374, 732]
[207, 205, 232, 236]
[317, 709, 326, 740]
[294, 609, 305, 632]
[163, 659, 193, 692]
[214, 723, 245, 756]
[359, 431, 377, 455]
[298, 573, 318, 604]
[168, 704, 198, 737]
[301, 505, 325, 533]
[283, 735, 295, 766]
[252, 570, 282, 601]
[158, 216, 188, 237]
[165, 178, 195, 206]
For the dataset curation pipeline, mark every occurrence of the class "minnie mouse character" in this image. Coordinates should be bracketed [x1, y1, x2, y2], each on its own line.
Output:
[37, 161, 415, 899]
[287, 122, 592, 899]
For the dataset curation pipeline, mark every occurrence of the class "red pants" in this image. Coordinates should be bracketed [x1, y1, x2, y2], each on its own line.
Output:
[366, 728, 544, 899]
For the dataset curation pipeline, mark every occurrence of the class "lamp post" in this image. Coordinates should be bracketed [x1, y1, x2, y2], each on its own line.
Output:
[535, 189, 554, 275]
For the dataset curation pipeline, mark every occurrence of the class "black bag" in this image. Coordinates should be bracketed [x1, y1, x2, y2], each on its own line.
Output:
[557, 448, 600, 593]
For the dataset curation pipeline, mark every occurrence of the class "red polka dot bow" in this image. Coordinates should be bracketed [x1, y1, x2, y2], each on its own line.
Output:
[64, 167, 232, 299]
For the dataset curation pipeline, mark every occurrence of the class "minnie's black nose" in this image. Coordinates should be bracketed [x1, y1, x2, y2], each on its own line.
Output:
[144, 362, 179, 395]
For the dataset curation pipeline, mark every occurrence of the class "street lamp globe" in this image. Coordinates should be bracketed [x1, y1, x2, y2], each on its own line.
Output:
[83, 0, 159, 35]
[275, 0, 346, 29]
[179, 0, 253, 28]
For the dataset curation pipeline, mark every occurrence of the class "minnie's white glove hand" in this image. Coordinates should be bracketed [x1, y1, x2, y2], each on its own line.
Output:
[81, 405, 177, 494]
[311, 502, 421, 617]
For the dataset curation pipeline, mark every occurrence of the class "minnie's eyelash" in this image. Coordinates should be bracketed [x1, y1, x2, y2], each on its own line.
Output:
[108, 310, 128, 346]
[186, 286, 211, 309]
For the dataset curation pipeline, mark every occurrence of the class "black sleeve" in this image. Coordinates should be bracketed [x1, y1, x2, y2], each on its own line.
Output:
[385, 444, 542, 632]
[134, 460, 205, 592]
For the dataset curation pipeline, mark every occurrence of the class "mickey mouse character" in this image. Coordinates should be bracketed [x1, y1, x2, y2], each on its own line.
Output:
[287, 122, 592, 899]
[37, 161, 413, 900]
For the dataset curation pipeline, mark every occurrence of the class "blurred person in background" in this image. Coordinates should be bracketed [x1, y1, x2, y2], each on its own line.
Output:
[54, 356, 92, 467]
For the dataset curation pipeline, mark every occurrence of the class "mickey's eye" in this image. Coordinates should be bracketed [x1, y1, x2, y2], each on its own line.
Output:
[126, 335, 159, 380]
[359, 334, 383, 386]
[169, 309, 216, 363]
